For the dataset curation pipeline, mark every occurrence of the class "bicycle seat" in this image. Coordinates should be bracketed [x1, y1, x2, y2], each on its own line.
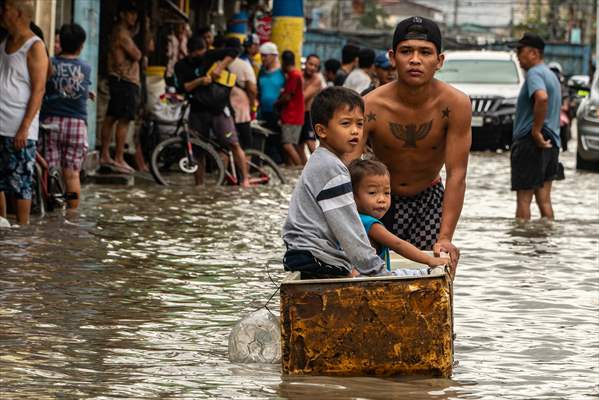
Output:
[40, 123, 60, 131]
[250, 120, 276, 137]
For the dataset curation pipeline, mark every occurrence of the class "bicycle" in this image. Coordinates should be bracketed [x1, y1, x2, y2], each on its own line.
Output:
[149, 97, 285, 187]
[31, 123, 70, 216]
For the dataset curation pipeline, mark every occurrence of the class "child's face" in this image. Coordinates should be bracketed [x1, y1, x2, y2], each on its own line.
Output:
[316, 105, 363, 158]
[354, 174, 391, 219]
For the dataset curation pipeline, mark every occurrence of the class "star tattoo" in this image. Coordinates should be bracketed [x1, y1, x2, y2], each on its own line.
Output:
[367, 112, 377, 122]
[442, 107, 450, 119]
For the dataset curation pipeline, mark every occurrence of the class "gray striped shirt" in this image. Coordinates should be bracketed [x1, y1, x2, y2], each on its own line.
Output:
[282, 147, 386, 275]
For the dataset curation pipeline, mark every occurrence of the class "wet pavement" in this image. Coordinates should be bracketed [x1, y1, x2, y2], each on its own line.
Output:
[1, 138, 598, 399]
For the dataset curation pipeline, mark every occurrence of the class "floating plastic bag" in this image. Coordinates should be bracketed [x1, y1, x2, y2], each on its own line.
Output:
[0, 217, 10, 228]
[228, 308, 281, 364]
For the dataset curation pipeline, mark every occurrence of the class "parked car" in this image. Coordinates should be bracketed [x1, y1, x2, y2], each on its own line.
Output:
[576, 72, 599, 171]
[436, 50, 524, 150]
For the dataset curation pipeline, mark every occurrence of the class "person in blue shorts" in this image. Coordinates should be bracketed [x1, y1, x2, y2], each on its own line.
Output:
[349, 159, 450, 273]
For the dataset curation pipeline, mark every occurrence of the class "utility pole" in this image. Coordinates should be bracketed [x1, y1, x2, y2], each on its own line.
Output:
[510, 5, 514, 38]
[453, 0, 459, 35]
[596, 0, 598, 77]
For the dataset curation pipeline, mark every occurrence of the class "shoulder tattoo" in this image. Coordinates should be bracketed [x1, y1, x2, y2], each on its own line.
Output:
[389, 120, 433, 147]
[367, 111, 377, 122]
[442, 107, 450, 119]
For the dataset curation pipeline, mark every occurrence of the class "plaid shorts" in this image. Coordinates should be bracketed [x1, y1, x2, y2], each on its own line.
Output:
[380, 180, 444, 251]
[41, 116, 88, 170]
[0, 137, 36, 200]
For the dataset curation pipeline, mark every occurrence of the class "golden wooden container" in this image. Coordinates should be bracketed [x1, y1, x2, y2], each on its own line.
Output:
[280, 266, 454, 377]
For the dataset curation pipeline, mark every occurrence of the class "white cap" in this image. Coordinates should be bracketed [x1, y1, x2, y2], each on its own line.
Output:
[259, 42, 278, 55]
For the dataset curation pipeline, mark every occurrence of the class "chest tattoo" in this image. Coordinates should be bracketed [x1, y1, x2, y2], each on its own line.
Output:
[367, 111, 377, 122]
[389, 120, 433, 147]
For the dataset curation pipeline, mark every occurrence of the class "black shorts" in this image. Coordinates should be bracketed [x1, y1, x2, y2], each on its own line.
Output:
[511, 134, 560, 191]
[106, 77, 140, 121]
[189, 110, 239, 147]
[380, 180, 444, 251]
[299, 111, 316, 143]
[235, 122, 252, 149]
[283, 249, 349, 279]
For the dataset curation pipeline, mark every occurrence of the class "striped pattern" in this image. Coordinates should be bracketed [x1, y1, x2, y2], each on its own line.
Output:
[316, 175, 354, 212]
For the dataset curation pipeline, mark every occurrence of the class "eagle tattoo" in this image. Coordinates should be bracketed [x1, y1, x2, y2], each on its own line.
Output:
[389, 120, 433, 147]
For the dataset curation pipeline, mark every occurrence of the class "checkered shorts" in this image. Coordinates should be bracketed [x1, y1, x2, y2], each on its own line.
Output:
[380, 181, 444, 251]
[41, 116, 88, 170]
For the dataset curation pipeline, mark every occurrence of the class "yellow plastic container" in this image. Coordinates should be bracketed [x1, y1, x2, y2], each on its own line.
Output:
[146, 66, 166, 77]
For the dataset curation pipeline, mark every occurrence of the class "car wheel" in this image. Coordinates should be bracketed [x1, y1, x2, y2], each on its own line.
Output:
[576, 151, 599, 171]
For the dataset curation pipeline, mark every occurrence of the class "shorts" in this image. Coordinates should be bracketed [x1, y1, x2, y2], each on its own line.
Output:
[380, 180, 444, 251]
[235, 121, 252, 149]
[189, 109, 239, 147]
[511, 134, 560, 191]
[283, 248, 350, 279]
[41, 116, 88, 171]
[0, 137, 36, 200]
[281, 124, 302, 145]
[300, 111, 316, 142]
[106, 76, 140, 121]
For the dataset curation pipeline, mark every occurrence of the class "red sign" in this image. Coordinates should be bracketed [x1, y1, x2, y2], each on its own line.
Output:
[255, 15, 272, 44]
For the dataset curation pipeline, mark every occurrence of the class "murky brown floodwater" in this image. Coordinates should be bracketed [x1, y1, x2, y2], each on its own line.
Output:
[1, 139, 598, 399]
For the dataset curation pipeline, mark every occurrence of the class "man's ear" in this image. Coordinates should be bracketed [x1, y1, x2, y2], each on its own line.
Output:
[436, 53, 445, 71]
[314, 123, 327, 140]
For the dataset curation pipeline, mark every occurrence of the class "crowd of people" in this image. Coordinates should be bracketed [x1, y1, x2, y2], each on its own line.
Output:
[0, 0, 563, 286]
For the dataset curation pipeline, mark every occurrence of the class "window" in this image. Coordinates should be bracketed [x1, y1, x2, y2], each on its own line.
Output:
[437, 60, 520, 84]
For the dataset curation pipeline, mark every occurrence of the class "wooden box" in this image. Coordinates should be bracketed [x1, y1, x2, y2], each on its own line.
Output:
[280, 266, 453, 377]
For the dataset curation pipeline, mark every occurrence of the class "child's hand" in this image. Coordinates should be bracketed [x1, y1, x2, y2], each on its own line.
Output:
[427, 256, 450, 268]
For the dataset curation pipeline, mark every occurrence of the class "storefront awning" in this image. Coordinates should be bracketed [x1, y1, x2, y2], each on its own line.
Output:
[161, 0, 190, 22]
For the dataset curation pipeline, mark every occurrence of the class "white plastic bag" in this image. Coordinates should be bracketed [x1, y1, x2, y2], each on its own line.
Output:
[228, 309, 281, 364]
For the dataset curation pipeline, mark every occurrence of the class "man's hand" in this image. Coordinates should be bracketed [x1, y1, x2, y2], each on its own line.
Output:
[433, 239, 460, 269]
[532, 131, 552, 149]
[13, 129, 28, 150]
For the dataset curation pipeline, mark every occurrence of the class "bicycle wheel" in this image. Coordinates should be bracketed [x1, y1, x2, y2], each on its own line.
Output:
[150, 136, 225, 186]
[244, 149, 286, 185]
[46, 167, 65, 211]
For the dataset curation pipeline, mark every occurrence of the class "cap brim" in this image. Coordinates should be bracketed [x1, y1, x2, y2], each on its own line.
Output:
[507, 41, 524, 49]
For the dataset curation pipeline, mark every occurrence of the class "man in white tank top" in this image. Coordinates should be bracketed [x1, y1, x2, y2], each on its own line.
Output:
[0, 0, 49, 225]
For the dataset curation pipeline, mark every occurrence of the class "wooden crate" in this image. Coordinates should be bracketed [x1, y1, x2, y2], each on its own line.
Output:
[280, 267, 454, 377]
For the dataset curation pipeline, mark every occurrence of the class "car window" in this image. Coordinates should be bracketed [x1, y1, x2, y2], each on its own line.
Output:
[437, 60, 520, 84]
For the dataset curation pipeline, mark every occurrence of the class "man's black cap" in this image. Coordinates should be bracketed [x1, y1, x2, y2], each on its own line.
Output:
[508, 32, 545, 51]
[118, 0, 138, 13]
[392, 16, 442, 54]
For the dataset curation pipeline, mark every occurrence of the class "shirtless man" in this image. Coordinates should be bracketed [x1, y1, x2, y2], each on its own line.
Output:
[348, 17, 471, 267]
[99, 1, 142, 173]
[297, 53, 326, 164]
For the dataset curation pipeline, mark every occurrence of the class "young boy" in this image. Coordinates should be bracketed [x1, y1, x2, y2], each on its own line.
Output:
[40, 23, 91, 209]
[349, 159, 450, 273]
[282, 87, 387, 278]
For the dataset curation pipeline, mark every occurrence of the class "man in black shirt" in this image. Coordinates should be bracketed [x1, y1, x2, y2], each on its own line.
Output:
[174, 35, 250, 187]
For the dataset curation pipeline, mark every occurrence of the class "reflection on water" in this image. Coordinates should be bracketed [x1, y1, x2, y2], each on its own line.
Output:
[1, 149, 598, 399]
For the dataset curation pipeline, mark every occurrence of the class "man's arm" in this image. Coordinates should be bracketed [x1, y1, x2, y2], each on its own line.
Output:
[14, 41, 48, 150]
[303, 76, 321, 103]
[531, 90, 552, 148]
[120, 31, 142, 62]
[434, 92, 471, 266]
[246, 80, 258, 111]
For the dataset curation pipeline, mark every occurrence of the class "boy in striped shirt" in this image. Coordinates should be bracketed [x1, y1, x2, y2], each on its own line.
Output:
[282, 87, 386, 278]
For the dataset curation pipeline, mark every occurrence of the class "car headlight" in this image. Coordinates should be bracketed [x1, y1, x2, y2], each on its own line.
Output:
[585, 104, 599, 120]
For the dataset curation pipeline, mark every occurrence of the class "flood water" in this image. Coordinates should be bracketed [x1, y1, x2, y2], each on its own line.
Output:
[1, 142, 598, 399]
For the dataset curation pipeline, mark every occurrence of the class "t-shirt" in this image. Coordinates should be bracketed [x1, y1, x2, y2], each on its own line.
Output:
[513, 63, 561, 147]
[280, 68, 304, 125]
[258, 67, 285, 114]
[282, 147, 387, 276]
[41, 57, 92, 121]
[359, 213, 391, 271]
[343, 68, 372, 94]
[334, 68, 348, 86]
[228, 57, 256, 123]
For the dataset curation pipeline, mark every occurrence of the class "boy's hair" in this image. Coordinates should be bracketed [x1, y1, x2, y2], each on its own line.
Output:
[310, 87, 364, 132]
[324, 58, 341, 74]
[348, 159, 389, 191]
[58, 23, 86, 54]
[341, 44, 360, 65]
[187, 34, 206, 53]
[358, 48, 375, 69]
[282, 50, 295, 67]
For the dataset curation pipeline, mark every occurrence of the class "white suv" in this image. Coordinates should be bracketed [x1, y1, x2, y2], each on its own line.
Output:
[436, 50, 524, 150]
